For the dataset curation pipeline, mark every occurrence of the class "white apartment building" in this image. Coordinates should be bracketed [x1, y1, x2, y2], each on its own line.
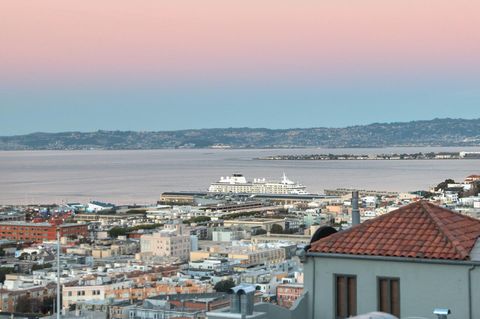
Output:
[212, 228, 245, 242]
[62, 277, 133, 308]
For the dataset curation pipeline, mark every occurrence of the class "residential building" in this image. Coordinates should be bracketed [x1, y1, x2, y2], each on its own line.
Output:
[62, 276, 133, 309]
[0, 222, 89, 242]
[86, 201, 115, 213]
[140, 229, 191, 262]
[229, 246, 286, 268]
[0, 212, 26, 222]
[276, 283, 304, 308]
[125, 293, 229, 319]
[304, 201, 480, 319]
[0, 282, 57, 313]
[212, 228, 245, 242]
[223, 219, 285, 232]
[465, 174, 480, 184]
[188, 258, 231, 276]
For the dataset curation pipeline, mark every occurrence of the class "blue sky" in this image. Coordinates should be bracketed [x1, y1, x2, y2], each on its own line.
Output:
[1, 78, 480, 135]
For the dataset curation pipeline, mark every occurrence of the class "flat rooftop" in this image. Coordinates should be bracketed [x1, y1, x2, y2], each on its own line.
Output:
[0, 221, 86, 227]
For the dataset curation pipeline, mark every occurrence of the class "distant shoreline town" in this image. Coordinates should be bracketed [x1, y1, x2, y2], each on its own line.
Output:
[1, 118, 480, 150]
[257, 151, 480, 161]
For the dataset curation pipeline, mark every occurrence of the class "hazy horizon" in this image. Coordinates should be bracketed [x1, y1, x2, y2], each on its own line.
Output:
[1, 117, 479, 137]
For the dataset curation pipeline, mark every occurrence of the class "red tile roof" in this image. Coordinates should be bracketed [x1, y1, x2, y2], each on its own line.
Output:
[309, 201, 480, 260]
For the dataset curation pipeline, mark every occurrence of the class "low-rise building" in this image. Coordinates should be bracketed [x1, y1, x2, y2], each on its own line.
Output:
[188, 258, 231, 276]
[304, 201, 480, 319]
[212, 228, 246, 242]
[0, 211, 26, 222]
[276, 283, 304, 308]
[223, 219, 285, 232]
[0, 222, 89, 242]
[87, 201, 115, 213]
[140, 229, 191, 262]
[0, 282, 57, 313]
[125, 293, 229, 319]
[62, 276, 133, 309]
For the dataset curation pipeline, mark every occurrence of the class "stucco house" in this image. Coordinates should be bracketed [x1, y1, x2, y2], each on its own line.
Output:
[304, 201, 480, 319]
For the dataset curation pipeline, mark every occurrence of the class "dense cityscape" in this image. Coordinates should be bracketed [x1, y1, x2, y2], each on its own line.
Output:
[1, 172, 479, 318]
[3, 0, 480, 318]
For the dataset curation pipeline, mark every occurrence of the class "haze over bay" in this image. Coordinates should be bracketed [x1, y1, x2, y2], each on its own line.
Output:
[1, 147, 479, 205]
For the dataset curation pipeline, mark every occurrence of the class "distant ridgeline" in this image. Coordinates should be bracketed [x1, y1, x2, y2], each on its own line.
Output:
[258, 151, 480, 161]
[1, 118, 480, 150]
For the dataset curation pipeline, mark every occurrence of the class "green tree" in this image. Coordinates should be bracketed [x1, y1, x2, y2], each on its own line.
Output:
[0, 267, 13, 283]
[270, 224, 284, 234]
[214, 278, 236, 292]
[15, 295, 33, 313]
[435, 179, 456, 191]
[108, 227, 128, 238]
[32, 263, 52, 271]
[255, 229, 267, 235]
[184, 216, 211, 224]
[41, 296, 55, 314]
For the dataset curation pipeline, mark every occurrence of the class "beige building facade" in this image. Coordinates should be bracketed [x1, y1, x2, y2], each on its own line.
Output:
[140, 230, 191, 261]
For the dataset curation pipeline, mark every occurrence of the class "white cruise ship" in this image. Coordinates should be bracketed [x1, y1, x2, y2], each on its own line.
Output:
[208, 173, 308, 195]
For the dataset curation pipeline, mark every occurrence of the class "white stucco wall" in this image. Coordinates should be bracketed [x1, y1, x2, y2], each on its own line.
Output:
[304, 254, 480, 319]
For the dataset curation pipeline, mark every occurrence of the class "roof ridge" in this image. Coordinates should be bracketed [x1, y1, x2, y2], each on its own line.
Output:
[311, 202, 418, 243]
[420, 201, 470, 259]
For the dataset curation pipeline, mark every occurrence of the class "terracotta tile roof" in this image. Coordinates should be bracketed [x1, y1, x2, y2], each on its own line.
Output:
[309, 201, 480, 260]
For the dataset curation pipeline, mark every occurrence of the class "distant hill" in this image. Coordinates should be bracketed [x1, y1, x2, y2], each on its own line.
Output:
[1, 118, 479, 150]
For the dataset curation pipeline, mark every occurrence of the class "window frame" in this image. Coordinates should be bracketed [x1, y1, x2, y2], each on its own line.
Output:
[334, 274, 357, 319]
[377, 276, 400, 317]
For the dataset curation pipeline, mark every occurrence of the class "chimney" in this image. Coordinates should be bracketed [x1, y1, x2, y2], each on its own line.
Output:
[352, 191, 360, 226]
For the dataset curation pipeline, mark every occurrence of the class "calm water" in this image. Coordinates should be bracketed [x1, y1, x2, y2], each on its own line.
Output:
[1, 147, 479, 205]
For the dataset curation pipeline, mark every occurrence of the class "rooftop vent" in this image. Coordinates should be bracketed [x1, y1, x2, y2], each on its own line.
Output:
[352, 191, 360, 226]
[228, 284, 256, 316]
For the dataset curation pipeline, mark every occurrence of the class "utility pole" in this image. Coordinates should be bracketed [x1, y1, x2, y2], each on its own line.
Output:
[56, 228, 61, 319]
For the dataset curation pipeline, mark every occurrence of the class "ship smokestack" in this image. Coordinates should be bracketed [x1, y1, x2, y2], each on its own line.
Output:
[352, 191, 360, 226]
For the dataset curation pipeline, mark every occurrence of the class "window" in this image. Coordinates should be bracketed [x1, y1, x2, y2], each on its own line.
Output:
[378, 277, 400, 317]
[335, 274, 357, 318]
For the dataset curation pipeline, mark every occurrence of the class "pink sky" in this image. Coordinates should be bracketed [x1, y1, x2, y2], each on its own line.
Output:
[1, 1, 480, 84]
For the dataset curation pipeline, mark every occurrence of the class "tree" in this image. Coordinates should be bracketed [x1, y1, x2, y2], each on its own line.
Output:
[435, 179, 455, 191]
[15, 295, 33, 313]
[255, 229, 267, 235]
[270, 224, 284, 234]
[14, 295, 54, 314]
[108, 227, 128, 238]
[41, 296, 55, 314]
[214, 278, 236, 292]
[32, 263, 52, 271]
[0, 267, 13, 283]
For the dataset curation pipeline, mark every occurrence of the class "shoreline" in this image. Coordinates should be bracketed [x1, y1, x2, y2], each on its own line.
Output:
[257, 152, 480, 161]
